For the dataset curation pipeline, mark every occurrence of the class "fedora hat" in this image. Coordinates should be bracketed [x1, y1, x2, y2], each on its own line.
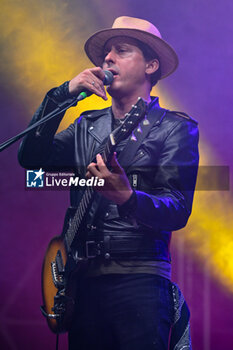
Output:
[84, 16, 179, 80]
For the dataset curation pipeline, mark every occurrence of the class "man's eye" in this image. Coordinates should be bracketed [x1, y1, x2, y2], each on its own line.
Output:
[118, 48, 126, 53]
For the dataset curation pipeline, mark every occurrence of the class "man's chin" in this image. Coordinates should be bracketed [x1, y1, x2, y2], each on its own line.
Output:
[106, 85, 114, 96]
[107, 84, 124, 99]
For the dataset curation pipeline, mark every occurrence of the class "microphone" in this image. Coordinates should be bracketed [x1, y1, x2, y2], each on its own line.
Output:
[77, 70, 114, 101]
[103, 70, 114, 85]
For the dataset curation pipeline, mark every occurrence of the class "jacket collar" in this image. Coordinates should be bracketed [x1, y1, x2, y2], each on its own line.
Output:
[87, 107, 112, 144]
[86, 96, 166, 144]
[147, 96, 167, 125]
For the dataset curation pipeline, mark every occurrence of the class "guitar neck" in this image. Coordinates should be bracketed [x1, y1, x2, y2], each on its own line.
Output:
[64, 140, 114, 253]
[65, 186, 94, 252]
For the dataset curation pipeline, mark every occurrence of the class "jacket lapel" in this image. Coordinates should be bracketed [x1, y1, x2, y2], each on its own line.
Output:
[87, 107, 112, 144]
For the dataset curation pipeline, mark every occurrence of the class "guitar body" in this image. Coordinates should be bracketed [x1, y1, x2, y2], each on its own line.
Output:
[41, 236, 80, 333]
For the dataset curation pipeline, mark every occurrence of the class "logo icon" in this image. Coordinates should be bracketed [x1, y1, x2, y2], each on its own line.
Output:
[26, 168, 45, 188]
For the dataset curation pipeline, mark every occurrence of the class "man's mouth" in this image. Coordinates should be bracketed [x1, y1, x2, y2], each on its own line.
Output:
[106, 68, 119, 76]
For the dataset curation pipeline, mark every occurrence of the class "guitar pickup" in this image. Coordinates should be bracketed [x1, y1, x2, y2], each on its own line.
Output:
[55, 250, 65, 275]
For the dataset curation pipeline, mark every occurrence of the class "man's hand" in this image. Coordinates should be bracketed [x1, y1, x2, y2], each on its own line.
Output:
[86, 153, 133, 205]
[69, 67, 107, 100]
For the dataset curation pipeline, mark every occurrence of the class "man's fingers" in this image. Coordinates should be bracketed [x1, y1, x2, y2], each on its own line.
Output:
[90, 67, 106, 81]
[96, 154, 110, 175]
[69, 68, 107, 100]
[88, 79, 107, 100]
[85, 170, 91, 179]
[111, 152, 124, 174]
[87, 154, 124, 181]
[96, 153, 105, 166]
[86, 162, 101, 178]
[87, 155, 109, 178]
[89, 68, 107, 100]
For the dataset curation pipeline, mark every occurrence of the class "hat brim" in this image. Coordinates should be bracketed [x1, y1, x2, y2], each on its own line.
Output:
[84, 28, 179, 79]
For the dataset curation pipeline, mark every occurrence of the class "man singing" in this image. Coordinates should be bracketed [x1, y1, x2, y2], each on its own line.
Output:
[18, 16, 199, 350]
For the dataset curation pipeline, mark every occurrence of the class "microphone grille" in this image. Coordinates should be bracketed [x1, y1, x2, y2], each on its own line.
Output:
[103, 70, 114, 85]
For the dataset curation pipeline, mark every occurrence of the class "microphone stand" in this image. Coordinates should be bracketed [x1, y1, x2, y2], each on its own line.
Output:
[0, 96, 79, 152]
[0, 71, 113, 153]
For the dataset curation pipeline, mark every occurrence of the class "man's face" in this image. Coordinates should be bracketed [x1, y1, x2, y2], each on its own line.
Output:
[102, 36, 149, 98]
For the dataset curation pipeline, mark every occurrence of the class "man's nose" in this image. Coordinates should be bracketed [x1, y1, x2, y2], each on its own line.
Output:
[104, 49, 116, 64]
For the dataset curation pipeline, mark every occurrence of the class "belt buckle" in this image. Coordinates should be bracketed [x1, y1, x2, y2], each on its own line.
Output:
[85, 241, 97, 258]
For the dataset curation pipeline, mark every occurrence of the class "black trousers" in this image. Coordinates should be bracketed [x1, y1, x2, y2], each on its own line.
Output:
[68, 273, 173, 350]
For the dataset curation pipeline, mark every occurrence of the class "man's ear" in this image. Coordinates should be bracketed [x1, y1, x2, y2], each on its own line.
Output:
[145, 59, 160, 75]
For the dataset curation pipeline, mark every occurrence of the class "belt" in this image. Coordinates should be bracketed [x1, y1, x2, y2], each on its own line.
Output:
[74, 235, 170, 261]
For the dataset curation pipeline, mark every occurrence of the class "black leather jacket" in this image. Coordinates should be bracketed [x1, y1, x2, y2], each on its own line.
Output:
[18, 88, 199, 263]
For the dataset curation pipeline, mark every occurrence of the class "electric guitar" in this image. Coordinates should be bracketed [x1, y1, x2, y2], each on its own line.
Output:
[40, 97, 147, 333]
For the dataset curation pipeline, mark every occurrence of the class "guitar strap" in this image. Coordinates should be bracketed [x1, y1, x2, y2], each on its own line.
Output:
[117, 106, 168, 170]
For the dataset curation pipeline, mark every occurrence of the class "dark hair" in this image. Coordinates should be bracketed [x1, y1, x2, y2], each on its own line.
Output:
[136, 40, 161, 87]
